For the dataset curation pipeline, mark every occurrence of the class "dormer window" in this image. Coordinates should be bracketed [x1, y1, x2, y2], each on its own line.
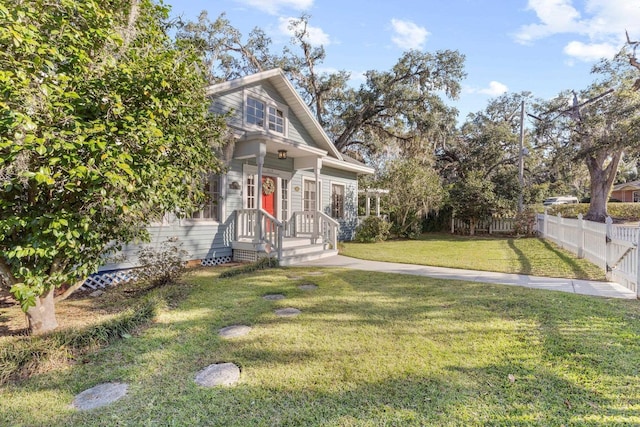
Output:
[245, 95, 287, 135]
[246, 97, 265, 127]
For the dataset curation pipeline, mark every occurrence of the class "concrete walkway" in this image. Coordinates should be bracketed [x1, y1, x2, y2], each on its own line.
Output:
[298, 255, 638, 299]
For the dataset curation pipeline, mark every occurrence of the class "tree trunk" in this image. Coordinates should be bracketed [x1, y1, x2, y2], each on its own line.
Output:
[27, 288, 58, 335]
[584, 150, 621, 223]
[469, 218, 476, 236]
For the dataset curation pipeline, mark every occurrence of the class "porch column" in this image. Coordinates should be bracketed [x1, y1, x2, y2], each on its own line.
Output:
[255, 153, 264, 243]
[365, 192, 371, 217]
[314, 162, 321, 242]
[376, 194, 381, 217]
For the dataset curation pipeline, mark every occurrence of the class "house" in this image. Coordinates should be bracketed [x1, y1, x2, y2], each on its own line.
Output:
[95, 68, 373, 280]
[610, 181, 640, 202]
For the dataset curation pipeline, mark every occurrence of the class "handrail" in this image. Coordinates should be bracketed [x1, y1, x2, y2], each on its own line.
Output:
[235, 209, 283, 260]
[316, 211, 339, 250]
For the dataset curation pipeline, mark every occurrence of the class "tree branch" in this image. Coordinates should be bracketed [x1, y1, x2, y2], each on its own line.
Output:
[0, 258, 17, 288]
[55, 278, 86, 302]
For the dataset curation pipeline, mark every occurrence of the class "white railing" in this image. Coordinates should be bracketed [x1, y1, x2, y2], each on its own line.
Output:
[538, 212, 639, 296]
[317, 211, 339, 250]
[289, 210, 316, 236]
[235, 209, 284, 260]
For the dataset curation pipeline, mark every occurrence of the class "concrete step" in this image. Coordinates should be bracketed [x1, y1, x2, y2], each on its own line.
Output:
[279, 249, 339, 266]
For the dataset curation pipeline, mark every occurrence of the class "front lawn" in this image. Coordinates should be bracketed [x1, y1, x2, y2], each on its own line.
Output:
[2, 266, 639, 426]
[341, 234, 605, 281]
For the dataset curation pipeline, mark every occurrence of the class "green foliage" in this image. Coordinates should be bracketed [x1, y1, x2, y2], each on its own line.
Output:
[0, 296, 159, 385]
[355, 216, 391, 243]
[449, 170, 497, 234]
[218, 256, 279, 279]
[136, 238, 189, 287]
[380, 158, 445, 238]
[513, 208, 537, 236]
[547, 202, 640, 221]
[0, 0, 224, 319]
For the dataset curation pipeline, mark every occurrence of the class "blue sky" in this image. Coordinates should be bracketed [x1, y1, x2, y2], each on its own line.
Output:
[168, 0, 639, 121]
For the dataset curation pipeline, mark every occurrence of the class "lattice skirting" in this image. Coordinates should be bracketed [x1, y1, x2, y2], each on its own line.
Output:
[201, 255, 232, 266]
[81, 255, 234, 291]
[233, 249, 257, 263]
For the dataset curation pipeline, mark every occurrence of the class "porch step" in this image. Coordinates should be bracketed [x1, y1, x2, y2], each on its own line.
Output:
[279, 248, 338, 266]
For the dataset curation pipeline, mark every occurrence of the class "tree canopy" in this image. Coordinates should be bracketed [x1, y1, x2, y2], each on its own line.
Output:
[0, 0, 225, 333]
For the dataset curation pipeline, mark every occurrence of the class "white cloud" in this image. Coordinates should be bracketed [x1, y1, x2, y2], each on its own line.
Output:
[390, 19, 430, 50]
[515, 0, 640, 61]
[236, 0, 313, 15]
[563, 41, 618, 62]
[278, 17, 331, 46]
[467, 81, 509, 96]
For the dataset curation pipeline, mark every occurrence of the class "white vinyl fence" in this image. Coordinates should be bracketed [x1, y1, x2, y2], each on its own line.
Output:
[537, 212, 640, 296]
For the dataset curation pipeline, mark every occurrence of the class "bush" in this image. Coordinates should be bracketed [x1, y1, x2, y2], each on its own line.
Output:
[355, 216, 391, 243]
[546, 203, 640, 221]
[513, 208, 537, 236]
[136, 237, 189, 287]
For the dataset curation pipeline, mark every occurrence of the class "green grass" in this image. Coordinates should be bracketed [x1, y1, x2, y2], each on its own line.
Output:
[2, 266, 640, 426]
[341, 234, 605, 281]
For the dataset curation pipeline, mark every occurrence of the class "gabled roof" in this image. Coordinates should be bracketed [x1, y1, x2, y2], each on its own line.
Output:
[205, 68, 345, 162]
[612, 180, 640, 191]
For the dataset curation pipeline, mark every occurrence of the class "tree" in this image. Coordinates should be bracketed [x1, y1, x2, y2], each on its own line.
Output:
[379, 158, 444, 238]
[449, 170, 496, 236]
[534, 52, 640, 222]
[0, 0, 224, 334]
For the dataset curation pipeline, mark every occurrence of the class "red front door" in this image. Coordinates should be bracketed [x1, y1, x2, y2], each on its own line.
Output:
[261, 177, 276, 228]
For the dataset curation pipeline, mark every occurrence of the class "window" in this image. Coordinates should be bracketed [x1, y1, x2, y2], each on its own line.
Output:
[268, 106, 284, 133]
[331, 183, 345, 219]
[281, 178, 289, 220]
[245, 95, 287, 135]
[304, 179, 317, 211]
[634, 191, 640, 203]
[191, 175, 220, 221]
[246, 97, 265, 127]
[246, 175, 256, 209]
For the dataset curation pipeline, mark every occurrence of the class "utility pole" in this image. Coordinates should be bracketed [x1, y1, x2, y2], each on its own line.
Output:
[518, 100, 525, 213]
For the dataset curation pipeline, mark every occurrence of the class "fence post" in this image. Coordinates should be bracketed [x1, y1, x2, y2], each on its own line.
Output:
[558, 213, 564, 248]
[451, 215, 455, 234]
[543, 209, 548, 237]
[636, 222, 640, 297]
[605, 216, 613, 281]
[577, 213, 584, 258]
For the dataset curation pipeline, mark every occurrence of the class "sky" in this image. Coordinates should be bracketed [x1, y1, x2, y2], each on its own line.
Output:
[167, 0, 640, 122]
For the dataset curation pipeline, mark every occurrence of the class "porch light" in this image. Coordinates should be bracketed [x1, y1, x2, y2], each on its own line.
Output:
[278, 149, 288, 160]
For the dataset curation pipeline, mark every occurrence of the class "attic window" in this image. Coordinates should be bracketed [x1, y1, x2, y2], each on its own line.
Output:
[246, 97, 265, 127]
[245, 95, 287, 136]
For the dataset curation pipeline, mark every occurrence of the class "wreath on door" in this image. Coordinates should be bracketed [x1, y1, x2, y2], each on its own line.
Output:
[263, 177, 276, 195]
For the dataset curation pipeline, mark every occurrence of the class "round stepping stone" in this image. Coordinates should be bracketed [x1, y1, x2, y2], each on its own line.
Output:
[263, 294, 285, 300]
[306, 271, 324, 276]
[195, 363, 240, 387]
[72, 382, 129, 411]
[298, 283, 318, 291]
[218, 325, 252, 338]
[275, 307, 301, 317]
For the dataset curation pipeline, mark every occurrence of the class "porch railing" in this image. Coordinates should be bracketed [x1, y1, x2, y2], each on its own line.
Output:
[288, 210, 339, 249]
[235, 209, 283, 260]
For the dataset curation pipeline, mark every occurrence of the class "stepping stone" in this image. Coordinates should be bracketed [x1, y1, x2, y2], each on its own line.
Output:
[263, 294, 285, 300]
[287, 275, 303, 280]
[218, 325, 252, 338]
[195, 363, 240, 387]
[298, 283, 318, 291]
[71, 382, 129, 411]
[306, 272, 324, 276]
[275, 307, 301, 317]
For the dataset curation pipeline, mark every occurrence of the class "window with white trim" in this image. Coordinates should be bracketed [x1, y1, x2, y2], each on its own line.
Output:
[331, 183, 345, 219]
[246, 175, 256, 209]
[303, 179, 318, 211]
[245, 95, 287, 135]
[246, 97, 265, 127]
[191, 175, 220, 221]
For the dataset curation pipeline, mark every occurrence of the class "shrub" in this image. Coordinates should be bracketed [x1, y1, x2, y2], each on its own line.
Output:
[546, 203, 640, 221]
[355, 216, 391, 243]
[136, 237, 189, 287]
[513, 208, 537, 236]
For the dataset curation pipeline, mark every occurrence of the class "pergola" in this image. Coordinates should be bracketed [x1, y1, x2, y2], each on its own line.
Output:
[359, 188, 389, 217]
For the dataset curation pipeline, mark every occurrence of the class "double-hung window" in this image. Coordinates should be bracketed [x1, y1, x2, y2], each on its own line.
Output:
[190, 175, 220, 221]
[246, 95, 286, 135]
[331, 183, 345, 219]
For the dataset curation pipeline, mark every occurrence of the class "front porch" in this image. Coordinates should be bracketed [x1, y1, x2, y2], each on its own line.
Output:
[231, 209, 339, 266]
